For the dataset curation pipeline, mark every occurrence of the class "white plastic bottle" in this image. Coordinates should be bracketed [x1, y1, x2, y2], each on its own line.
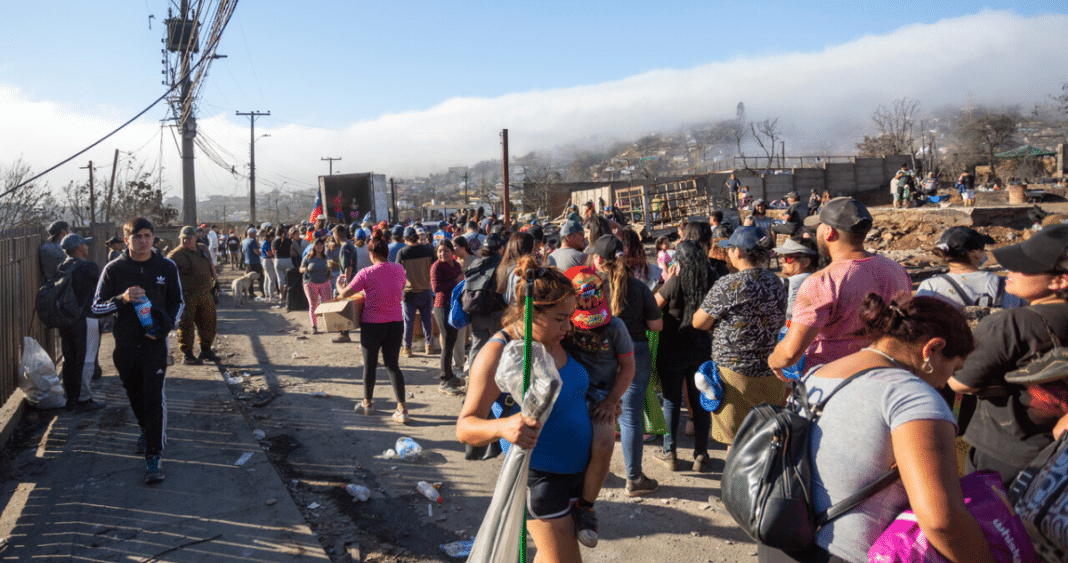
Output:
[417, 481, 443, 503]
[345, 484, 371, 502]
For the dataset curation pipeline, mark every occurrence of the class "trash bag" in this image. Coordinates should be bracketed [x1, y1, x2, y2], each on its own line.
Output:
[18, 337, 66, 409]
[466, 339, 562, 563]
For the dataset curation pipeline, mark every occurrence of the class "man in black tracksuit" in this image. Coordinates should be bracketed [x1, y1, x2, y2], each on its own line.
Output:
[57, 233, 105, 412]
[92, 217, 184, 485]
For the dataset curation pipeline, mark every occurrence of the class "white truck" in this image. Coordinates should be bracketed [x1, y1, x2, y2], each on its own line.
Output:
[318, 173, 392, 225]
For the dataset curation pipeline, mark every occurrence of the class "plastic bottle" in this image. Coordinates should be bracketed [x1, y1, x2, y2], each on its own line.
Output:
[252, 429, 266, 440]
[417, 480, 443, 504]
[345, 484, 371, 502]
[134, 296, 158, 336]
[395, 437, 422, 461]
[440, 540, 473, 558]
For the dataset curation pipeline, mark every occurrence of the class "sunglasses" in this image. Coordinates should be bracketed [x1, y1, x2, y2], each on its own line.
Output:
[781, 254, 801, 263]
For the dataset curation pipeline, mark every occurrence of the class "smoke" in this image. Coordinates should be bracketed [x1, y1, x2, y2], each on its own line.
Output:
[1, 9, 1065, 197]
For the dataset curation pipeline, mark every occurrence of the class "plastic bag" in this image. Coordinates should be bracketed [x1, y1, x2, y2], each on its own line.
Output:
[18, 337, 66, 409]
[869, 470, 1038, 563]
[466, 339, 562, 563]
[1010, 432, 1068, 562]
[448, 280, 470, 329]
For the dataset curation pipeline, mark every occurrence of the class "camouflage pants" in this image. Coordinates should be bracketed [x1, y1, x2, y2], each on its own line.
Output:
[178, 291, 217, 355]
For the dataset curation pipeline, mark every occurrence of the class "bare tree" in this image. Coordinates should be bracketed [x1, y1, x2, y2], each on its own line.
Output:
[750, 118, 781, 170]
[856, 98, 919, 157]
[724, 119, 749, 169]
[957, 106, 1020, 182]
[0, 160, 60, 230]
[1056, 82, 1068, 115]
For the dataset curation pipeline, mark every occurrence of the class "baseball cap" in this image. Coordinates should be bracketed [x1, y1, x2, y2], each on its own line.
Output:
[565, 266, 611, 330]
[560, 219, 584, 237]
[404, 226, 417, 238]
[60, 233, 92, 251]
[392, 225, 404, 237]
[106, 236, 123, 246]
[483, 233, 504, 251]
[936, 226, 995, 254]
[694, 361, 723, 413]
[247, 227, 258, 235]
[785, 191, 799, 200]
[179, 226, 196, 239]
[803, 197, 873, 234]
[47, 220, 69, 237]
[718, 225, 768, 250]
[415, 227, 427, 236]
[992, 224, 1068, 274]
[354, 229, 369, 240]
[588, 234, 624, 260]
[772, 238, 818, 256]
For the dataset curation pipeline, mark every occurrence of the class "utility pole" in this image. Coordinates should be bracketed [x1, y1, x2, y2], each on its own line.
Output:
[464, 169, 469, 204]
[174, 0, 198, 226]
[501, 129, 510, 224]
[390, 178, 398, 223]
[80, 161, 96, 224]
[321, 157, 342, 175]
[106, 149, 119, 223]
[236, 110, 270, 224]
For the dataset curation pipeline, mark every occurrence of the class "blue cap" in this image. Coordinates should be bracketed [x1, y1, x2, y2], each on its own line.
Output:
[718, 225, 767, 250]
[694, 361, 723, 412]
[354, 228, 369, 240]
[391, 225, 404, 237]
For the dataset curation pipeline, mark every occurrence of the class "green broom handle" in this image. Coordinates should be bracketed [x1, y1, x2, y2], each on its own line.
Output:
[520, 273, 535, 563]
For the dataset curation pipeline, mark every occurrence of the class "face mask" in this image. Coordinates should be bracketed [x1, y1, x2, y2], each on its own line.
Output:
[976, 250, 988, 266]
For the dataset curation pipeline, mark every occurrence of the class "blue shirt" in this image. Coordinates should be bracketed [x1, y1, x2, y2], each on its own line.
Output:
[241, 237, 260, 265]
[388, 241, 405, 263]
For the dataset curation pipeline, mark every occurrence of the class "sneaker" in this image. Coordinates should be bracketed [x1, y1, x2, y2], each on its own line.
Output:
[355, 401, 375, 415]
[653, 450, 679, 471]
[312, 327, 319, 335]
[144, 456, 165, 485]
[425, 344, 439, 355]
[182, 353, 203, 365]
[693, 453, 710, 473]
[75, 400, 106, 413]
[401, 346, 413, 358]
[572, 504, 599, 548]
[392, 409, 410, 424]
[438, 379, 465, 396]
[198, 348, 221, 362]
[135, 432, 146, 455]
[625, 474, 659, 497]
[332, 333, 351, 344]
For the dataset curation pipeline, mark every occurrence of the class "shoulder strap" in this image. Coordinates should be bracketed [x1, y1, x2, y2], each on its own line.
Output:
[937, 274, 976, 307]
[1025, 307, 1063, 348]
[994, 276, 1006, 308]
[807, 366, 884, 418]
[817, 466, 900, 525]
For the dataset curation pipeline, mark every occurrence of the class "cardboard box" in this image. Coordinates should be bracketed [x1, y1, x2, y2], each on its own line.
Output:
[314, 294, 364, 332]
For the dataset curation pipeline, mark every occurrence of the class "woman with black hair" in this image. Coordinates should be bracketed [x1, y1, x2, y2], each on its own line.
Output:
[653, 240, 717, 471]
[916, 226, 1022, 309]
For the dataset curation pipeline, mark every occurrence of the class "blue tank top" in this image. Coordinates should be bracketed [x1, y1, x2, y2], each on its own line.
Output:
[529, 353, 591, 474]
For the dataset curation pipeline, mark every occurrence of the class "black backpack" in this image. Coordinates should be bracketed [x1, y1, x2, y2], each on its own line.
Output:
[36, 261, 83, 329]
[720, 368, 899, 551]
[461, 256, 504, 316]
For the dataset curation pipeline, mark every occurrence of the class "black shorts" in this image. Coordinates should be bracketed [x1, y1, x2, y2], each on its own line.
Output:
[527, 468, 584, 520]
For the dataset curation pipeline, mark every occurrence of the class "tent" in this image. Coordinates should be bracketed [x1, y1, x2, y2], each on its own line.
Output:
[995, 145, 1057, 158]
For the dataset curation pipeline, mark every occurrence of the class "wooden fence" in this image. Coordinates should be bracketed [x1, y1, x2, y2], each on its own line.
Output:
[0, 222, 120, 406]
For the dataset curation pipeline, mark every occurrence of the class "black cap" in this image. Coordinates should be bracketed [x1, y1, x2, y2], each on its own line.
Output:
[527, 225, 544, 242]
[803, 197, 873, 234]
[992, 224, 1068, 274]
[588, 234, 624, 260]
[48, 220, 69, 237]
[936, 226, 994, 254]
[484, 233, 504, 251]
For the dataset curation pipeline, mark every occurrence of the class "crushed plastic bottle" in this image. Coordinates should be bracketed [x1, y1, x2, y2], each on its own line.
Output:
[345, 484, 371, 502]
[380, 449, 398, 460]
[252, 429, 266, 440]
[417, 480, 443, 504]
[440, 540, 473, 558]
[310, 391, 329, 398]
[395, 437, 422, 461]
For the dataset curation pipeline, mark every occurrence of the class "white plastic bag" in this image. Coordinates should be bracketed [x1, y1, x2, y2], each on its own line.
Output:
[467, 340, 562, 563]
[19, 337, 66, 409]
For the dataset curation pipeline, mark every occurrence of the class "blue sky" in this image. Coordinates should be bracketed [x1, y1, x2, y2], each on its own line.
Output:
[1, 1, 1067, 198]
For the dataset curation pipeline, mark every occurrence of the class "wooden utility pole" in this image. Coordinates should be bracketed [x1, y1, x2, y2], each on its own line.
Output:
[236, 110, 270, 223]
[80, 161, 96, 223]
[390, 178, 398, 223]
[501, 129, 510, 224]
[106, 149, 119, 223]
[321, 157, 342, 175]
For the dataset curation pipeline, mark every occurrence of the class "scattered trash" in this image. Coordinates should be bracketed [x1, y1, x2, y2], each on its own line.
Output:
[346, 484, 371, 501]
[291, 352, 307, 359]
[417, 480, 443, 503]
[310, 391, 329, 398]
[440, 540, 473, 558]
[307, 502, 320, 510]
[266, 498, 277, 506]
[234, 452, 254, 466]
[252, 429, 266, 440]
[395, 437, 422, 461]
[428, 503, 433, 517]
[380, 449, 398, 460]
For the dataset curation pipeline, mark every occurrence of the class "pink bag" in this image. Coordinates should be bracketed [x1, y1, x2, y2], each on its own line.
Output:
[869, 471, 1038, 563]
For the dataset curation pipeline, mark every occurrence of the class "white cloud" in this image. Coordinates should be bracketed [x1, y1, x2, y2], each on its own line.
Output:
[1, 9, 1065, 200]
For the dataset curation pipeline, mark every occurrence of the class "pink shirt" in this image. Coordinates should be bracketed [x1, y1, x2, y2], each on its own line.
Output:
[346, 262, 405, 324]
[792, 254, 911, 367]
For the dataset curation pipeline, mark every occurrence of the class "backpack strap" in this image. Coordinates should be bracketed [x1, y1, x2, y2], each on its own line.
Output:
[993, 276, 1006, 308]
[1025, 307, 1063, 349]
[937, 274, 976, 307]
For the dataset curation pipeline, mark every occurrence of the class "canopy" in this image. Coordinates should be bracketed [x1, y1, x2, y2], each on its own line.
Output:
[995, 145, 1057, 158]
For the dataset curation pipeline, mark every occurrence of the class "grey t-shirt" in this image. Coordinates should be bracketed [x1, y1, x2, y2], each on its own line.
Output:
[785, 272, 812, 320]
[547, 247, 586, 271]
[802, 367, 956, 562]
[915, 271, 1024, 309]
[565, 316, 634, 390]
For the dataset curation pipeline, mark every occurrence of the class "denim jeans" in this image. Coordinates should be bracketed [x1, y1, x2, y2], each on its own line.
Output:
[661, 359, 710, 457]
[402, 290, 434, 348]
[619, 341, 651, 480]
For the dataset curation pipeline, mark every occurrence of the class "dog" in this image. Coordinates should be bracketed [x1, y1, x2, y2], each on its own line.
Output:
[231, 271, 260, 308]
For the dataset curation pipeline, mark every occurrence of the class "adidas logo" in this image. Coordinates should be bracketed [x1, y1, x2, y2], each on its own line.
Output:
[156, 276, 166, 285]
[156, 369, 164, 375]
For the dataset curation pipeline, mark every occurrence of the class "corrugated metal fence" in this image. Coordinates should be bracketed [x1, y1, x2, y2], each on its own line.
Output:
[0, 223, 120, 406]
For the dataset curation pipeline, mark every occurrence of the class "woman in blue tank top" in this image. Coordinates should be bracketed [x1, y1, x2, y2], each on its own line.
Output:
[458, 256, 592, 562]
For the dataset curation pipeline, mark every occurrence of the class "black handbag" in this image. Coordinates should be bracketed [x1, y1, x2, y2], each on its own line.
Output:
[721, 368, 899, 551]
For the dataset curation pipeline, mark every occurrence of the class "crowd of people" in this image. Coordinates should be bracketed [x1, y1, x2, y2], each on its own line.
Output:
[37, 188, 1068, 561]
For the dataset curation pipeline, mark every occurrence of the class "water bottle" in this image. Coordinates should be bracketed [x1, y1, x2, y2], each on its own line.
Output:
[395, 437, 422, 461]
[345, 484, 371, 502]
[440, 540, 473, 558]
[417, 480, 443, 504]
[134, 296, 159, 336]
